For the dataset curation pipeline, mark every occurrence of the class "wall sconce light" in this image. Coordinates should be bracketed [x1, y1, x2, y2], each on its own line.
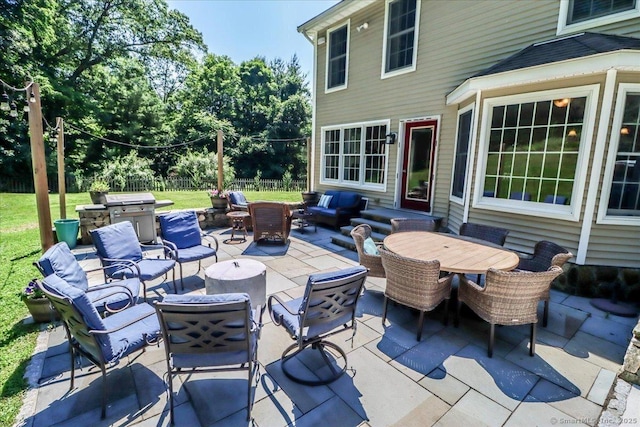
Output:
[567, 129, 577, 137]
[385, 132, 397, 144]
[553, 98, 570, 108]
[357, 22, 369, 32]
[317, 36, 326, 45]
[620, 127, 630, 135]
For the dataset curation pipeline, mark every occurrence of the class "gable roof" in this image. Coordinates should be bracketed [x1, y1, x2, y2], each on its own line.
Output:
[475, 32, 640, 77]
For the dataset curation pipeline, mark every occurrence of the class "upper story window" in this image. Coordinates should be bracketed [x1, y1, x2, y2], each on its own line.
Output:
[321, 121, 389, 190]
[382, 0, 420, 78]
[598, 83, 640, 225]
[451, 105, 474, 203]
[558, 0, 640, 34]
[475, 86, 599, 221]
[326, 22, 349, 93]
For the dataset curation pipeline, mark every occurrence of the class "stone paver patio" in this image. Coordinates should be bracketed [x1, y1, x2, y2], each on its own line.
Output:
[17, 224, 640, 427]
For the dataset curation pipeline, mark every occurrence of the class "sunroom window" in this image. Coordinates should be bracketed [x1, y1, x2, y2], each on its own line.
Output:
[321, 122, 388, 190]
[383, 0, 419, 77]
[567, 0, 636, 24]
[326, 23, 349, 91]
[451, 106, 474, 201]
[477, 86, 598, 219]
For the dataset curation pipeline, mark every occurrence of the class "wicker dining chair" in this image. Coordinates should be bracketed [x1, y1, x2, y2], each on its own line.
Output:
[379, 248, 454, 341]
[459, 222, 509, 246]
[390, 218, 437, 233]
[456, 266, 563, 357]
[517, 241, 573, 327]
[350, 224, 385, 278]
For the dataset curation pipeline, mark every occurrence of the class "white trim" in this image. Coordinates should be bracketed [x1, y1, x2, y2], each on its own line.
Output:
[319, 119, 391, 192]
[449, 103, 475, 206]
[597, 81, 640, 226]
[574, 70, 617, 264]
[463, 91, 482, 223]
[298, 0, 376, 37]
[380, 0, 420, 80]
[325, 20, 350, 94]
[311, 32, 318, 191]
[446, 50, 640, 105]
[557, 0, 640, 35]
[472, 85, 601, 223]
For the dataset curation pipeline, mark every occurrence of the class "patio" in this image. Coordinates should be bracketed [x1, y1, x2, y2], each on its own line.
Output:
[17, 224, 640, 427]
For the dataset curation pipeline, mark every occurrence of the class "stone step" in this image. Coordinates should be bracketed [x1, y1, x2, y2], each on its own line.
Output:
[361, 208, 443, 228]
[340, 225, 387, 242]
[331, 233, 356, 251]
[350, 217, 393, 235]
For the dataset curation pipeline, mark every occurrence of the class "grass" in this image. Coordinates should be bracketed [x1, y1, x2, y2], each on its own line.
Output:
[0, 189, 301, 426]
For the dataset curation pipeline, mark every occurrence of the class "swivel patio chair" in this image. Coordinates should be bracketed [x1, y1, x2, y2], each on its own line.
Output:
[249, 202, 292, 244]
[268, 266, 368, 385]
[379, 248, 453, 341]
[517, 241, 573, 327]
[350, 224, 385, 278]
[390, 218, 437, 233]
[35, 242, 140, 314]
[91, 221, 177, 299]
[155, 293, 262, 424]
[159, 211, 219, 290]
[456, 266, 563, 357]
[37, 274, 160, 419]
[228, 191, 252, 229]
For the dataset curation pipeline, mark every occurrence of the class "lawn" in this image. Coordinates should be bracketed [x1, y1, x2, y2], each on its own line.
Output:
[0, 190, 301, 426]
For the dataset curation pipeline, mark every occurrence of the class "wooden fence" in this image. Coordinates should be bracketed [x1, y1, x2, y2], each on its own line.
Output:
[0, 176, 307, 193]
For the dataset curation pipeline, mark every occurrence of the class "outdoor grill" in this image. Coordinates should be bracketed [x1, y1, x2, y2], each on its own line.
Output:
[105, 193, 157, 243]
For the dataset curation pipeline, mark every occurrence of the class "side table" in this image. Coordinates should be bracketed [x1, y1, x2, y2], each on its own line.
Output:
[204, 259, 266, 310]
[226, 211, 251, 242]
[291, 209, 317, 233]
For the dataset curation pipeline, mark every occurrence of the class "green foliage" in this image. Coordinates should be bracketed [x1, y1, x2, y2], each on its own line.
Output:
[282, 169, 293, 191]
[99, 152, 156, 191]
[253, 170, 262, 191]
[170, 149, 235, 189]
[88, 179, 110, 192]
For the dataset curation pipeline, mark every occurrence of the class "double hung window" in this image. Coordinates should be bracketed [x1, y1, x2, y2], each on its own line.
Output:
[451, 106, 474, 202]
[558, 0, 639, 34]
[326, 22, 349, 92]
[382, 0, 419, 77]
[321, 122, 389, 190]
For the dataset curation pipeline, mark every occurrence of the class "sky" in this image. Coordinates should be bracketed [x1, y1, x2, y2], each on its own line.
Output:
[167, 0, 340, 81]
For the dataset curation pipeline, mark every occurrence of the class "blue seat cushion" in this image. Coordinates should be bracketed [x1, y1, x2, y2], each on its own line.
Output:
[91, 222, 143, 275]
[159, 211, 202, 249]
[174, 245, 217, 263]
[101, 302, 160, 362]
[37, 243, 89, 291]
[110, 258, 175, 282]
[307, 206, 336, 216]
[87, 278, 140, 312]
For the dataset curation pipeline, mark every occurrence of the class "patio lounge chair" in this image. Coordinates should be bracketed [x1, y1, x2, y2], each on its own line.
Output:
[268, 266, 367, 385]
[350, 224, 385, 278]
[35, 242, 140, 314]
[456, 266, 563, 357]
[517, 241, 573, 327]
[91, 221, 177, 299]
[390, 218, 437, 233]
[228, 191, 250, 211]
[155, 293, 261, 424]
[379, 248, 453, 341]
[248, 202, 292, 244]
[37, 274, 160, 419]
[159, 211, 219, 290]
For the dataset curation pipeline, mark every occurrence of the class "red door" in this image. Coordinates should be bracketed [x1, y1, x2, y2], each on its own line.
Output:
[400, 120, 438, 211]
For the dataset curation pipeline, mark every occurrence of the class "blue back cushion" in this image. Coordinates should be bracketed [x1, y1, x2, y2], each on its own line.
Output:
[229, 191, 247, 206]
[91, 221, 143, 262]
[324, 190, 360, 209]
[162, 293, 253, 323]
[41, 274, 105, 331]
[159, 211, 201, 249]
[37, 243, 89, 291]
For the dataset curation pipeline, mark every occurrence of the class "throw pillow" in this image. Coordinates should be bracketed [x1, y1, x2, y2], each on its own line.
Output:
[318, 194, 333, 208]
[363, 237, 379, 256]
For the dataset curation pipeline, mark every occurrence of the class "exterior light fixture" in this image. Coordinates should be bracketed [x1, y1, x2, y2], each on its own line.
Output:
[9, 101, 18, 117]
[385, 132, 397, 144]
[0, 92, 9, 111]
[29, 90, 36, 103]
[357, 22, 369, 32]
[23, 100, 30, 112]
[553, 98, 570, 108]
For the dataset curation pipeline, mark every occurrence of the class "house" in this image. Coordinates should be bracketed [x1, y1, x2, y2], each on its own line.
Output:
[297, 0, 640, 279]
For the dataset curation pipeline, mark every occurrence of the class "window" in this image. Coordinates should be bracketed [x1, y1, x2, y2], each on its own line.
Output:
[321, 121, 389, 190]
[558, 0, 639, 34]
[451, 106, 474, 202]
[599, 84, 640, 224]
[382, 0, 420, 78]
[476, 86, 599, 220]
[326, 22, 349, 92]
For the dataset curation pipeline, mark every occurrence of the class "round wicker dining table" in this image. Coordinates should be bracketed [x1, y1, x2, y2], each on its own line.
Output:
[383, 231, 519, 274]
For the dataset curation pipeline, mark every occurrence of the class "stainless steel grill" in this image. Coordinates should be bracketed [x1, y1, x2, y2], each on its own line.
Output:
[105, 193, 157, 243]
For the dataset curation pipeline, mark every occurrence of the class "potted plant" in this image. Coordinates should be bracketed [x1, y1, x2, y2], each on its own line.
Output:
[207, 189, 228, 210]
[19, 279, 60, 323]
[89, 179, 110, 204]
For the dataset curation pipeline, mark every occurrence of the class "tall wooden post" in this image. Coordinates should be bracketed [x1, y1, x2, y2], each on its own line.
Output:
[56, 117, 66, 219]
[306, 137, 312, 191]
[217, 130, 223, 191]
[28, 82, 54, 251]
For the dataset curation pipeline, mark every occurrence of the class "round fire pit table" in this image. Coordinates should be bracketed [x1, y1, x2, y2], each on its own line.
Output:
[204, 259, 266, 310]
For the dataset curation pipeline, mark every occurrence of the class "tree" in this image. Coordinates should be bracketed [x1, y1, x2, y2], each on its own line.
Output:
[170, 149, 235, 190]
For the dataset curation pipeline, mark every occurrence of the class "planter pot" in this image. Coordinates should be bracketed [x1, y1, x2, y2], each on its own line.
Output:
[210, 197, 228, 210]
[89, 191, 108, 205]
[54, 219, 79, 249]
[302, 191, 318, 206]
[24, 298, 60, 323]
